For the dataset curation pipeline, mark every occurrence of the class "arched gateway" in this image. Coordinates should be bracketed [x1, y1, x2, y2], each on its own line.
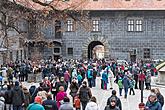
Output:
[82, 35, 110, 59]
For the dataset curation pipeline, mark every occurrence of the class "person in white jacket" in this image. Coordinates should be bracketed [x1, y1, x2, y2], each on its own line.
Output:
[85, 96, 100, 110]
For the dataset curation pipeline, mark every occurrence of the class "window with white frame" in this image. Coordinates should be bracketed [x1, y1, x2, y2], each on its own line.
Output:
[144, 48, 150, 59]
[92, 20, 99, 31]
[136, 19, 142, 31]
[67, 20, 73, 31]
[127, 19, 134, 32]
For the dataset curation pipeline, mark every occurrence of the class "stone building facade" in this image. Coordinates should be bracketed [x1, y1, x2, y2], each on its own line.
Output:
[31, 10, 165, 61]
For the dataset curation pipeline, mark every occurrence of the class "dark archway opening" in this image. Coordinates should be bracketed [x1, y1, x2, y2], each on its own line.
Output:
[88, 41, 104, 59]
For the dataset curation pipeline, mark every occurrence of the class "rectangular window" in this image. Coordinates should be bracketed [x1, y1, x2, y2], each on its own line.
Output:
[54, 48, 60, 53]
[67, 48, 73, 55]
[20, 50, 23, 61]
[92, 20, 99, 31]
[67, 20, 73, 31]
[144, 48, 150, 59]
[128, 19, 134, 31]
[24, 49, 26, 59]
[10, 52, 13, 61]
[16, 50, 19, 60]
[55, 21, 62, 39]
[136, 19, 142, 31]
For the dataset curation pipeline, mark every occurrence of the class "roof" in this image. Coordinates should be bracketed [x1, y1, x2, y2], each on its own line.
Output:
[15, 0, 165, 11]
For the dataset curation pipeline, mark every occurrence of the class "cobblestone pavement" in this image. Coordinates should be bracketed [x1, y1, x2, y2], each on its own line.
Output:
[22, 77, 165, 110]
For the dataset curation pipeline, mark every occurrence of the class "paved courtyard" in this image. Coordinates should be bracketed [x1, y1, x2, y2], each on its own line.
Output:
[22, 77, 165, 110]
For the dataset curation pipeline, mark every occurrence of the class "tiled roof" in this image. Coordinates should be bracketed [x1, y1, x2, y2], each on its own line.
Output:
[15, 0, 165, 10]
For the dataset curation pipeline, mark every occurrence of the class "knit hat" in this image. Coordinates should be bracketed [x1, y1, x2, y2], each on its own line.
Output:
[15, 81, 19, 86]
[0, 97, 5, 102]
[149, 93, 157, 97]
[34, 96, 42, 104]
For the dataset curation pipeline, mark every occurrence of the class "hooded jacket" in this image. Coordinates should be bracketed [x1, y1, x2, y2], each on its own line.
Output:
[11, 86, 25, 106]
[146, 100, 162, 110]
[85, 101, 100, 110]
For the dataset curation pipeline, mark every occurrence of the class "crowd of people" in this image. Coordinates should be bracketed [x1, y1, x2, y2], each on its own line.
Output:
[0, 58, 164, 110]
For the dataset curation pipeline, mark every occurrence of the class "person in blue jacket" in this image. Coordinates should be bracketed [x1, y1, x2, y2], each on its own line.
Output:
[146, 93, 162, 110]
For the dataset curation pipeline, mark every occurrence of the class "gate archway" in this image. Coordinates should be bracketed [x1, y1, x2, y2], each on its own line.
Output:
[82, 35, 110, 59]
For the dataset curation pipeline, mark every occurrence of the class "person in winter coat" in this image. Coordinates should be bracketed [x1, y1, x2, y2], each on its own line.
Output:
[77, 73, 83, 87]
[0, 96, 5, 110]
[64, 70, 70, 87]
[129, 77, 135, 95]
[101, 70, 108, 90]
[22, 86, 32, 110]
[104, 97, 120, 110]
[145, 72, 151, 90]
[59, 97, 74, 110]
[55, 77, 67, 92]
[69, 79, 79, 103]
[78, 81, 92, 110]
[42, 94, 58, 110]
[117, 77, 123, 96]
[56, 86, 67, 109]
[107, 90, 122, 110]
[4, 85, 13, 110]
[11, 81, 25, 110]
[155, 88, 164, 107]
[27, 96, 45, 110]
[146, 93, 162, 110]
[122, 75, 130, 98]
[85, 96, 100, 110]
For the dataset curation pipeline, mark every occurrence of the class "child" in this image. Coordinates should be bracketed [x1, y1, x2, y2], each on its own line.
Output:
[129, 77, 135, 95]
[74, 95, 81, 110]
[117, 77, 123, 96]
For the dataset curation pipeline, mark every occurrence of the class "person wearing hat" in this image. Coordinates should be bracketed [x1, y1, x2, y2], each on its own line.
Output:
[146, 93, 162, 110]
[27, 96, 45, 110]
[0, 96, 5, 110]
[104, 97, 120, 110]
[106, 90, 122, 110]
[55, 77, 67, 92]
[85, 96, 100, 110]
[11, 81, 25, 110]
[78, 81, 92, 110]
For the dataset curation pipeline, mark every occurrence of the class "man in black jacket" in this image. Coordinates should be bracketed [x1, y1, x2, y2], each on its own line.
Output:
[11, 81, 25, 110]
[106, 90, 122, 110]
[78, 81, 92, 110]
[42, 94, 58, 110]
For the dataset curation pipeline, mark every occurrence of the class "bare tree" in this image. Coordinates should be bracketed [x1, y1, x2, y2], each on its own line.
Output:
[0, 0, 90, 63]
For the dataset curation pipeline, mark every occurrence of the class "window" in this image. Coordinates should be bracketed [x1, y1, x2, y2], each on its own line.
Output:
[67, 20, 73, 31]
[128, 19, 134, 32]
[10, 52, 13, 61]
[136, 19, 142, 31]
[55, 21, 62, 39]
[24, 49, 26, 59]
[92, 20, 99, 31]
[20, 50, 23, 61]
[144, 48, 150, 59]
[68, 48, 73, 55]
[16, 50, 19, 60]
[54, 48, 60, 53]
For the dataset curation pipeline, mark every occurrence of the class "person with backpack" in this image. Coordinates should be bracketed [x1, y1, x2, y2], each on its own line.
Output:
[4, 85, 13, 110]
[117, 77, 123, 96]
[104, 97, 120, 110]
[107, 90, 122, 110]
[27, 96, 45, 110]
[42, 94, 58, 110]
[78, 81, 92, 110]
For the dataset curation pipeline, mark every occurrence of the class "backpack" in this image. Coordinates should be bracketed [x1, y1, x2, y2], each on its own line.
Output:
[74, 97, 81, 108]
